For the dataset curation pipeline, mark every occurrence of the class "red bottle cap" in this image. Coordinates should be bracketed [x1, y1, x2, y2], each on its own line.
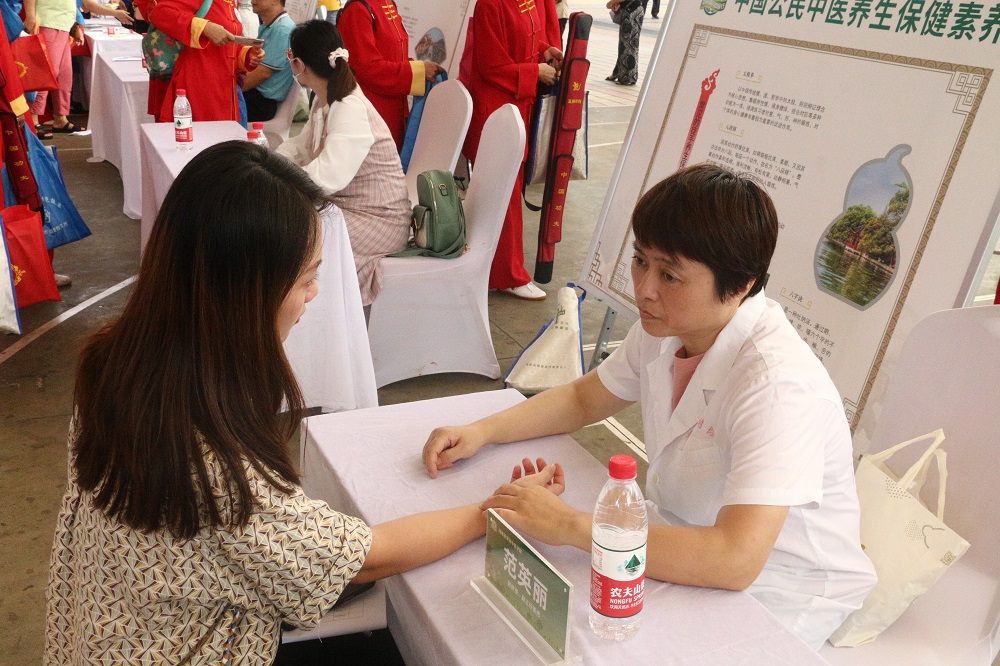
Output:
[176, 89, 186, 96]
[248, 131, 260, 139]
[608, 454, 637, 480]
[252, 122, 264, 130]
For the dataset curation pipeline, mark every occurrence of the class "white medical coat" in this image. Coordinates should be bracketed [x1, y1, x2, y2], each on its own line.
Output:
[597, 292, 877, 649]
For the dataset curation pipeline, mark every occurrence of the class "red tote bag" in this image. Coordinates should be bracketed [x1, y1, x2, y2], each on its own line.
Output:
[10, 34, 59, 92]
[2, 205, 59, 307]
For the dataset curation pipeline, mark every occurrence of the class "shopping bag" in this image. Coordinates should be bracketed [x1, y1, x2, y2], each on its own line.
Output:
[829, 429, 970, 647]
[2, 133, 91, 250]
[524, 88, 588, 187]
[10, 34, 59, 92]
[0, 214, 21, 334]
[504, 284, 585, 394]
[2, 205, 59, 308]
[400, 71, 447, 173]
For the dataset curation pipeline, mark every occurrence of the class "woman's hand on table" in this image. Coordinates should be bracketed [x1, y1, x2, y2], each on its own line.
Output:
[202, 22, 234, 47]
[423, 424, 488, 478]
[481, 465, 590, 550]
[114, 8, 134, 25]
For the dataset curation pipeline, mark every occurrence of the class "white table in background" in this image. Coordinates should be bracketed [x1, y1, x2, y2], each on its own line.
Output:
[81, 24, 143, 100]
[89, 51, 151, 219]
[301, 389, 828, 666]
[139, 120, 377, 413]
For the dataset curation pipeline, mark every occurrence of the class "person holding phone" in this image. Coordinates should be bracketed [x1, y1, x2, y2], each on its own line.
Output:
[42, 141, 564, 665]
[145, 0, 264, 122]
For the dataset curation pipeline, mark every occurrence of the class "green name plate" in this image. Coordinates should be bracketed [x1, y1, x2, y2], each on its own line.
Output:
[472, 509, 576, 663]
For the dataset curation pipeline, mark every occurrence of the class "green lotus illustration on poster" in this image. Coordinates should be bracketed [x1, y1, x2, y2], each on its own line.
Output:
[815, 145, 912, 310]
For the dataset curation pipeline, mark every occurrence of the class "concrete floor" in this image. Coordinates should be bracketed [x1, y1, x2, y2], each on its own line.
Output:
[2, 6, 999, 664]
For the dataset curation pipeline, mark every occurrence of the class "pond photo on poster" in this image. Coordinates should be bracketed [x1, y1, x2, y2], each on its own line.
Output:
[815, 145, 912, 310]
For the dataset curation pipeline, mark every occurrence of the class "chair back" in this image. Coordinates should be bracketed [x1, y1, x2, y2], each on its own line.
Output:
[821, 304, 1000, 665]
[462, 104, 525, 255]
[262, 79, 303, 149]
[405, 79, 473, 205]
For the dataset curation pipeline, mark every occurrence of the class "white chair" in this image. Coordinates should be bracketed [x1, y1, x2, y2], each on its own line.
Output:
[262, 79, 303, 149]
[366, 104, 526, 388]
[819, 305, 1000, 666]
[404, 79, 473, 206]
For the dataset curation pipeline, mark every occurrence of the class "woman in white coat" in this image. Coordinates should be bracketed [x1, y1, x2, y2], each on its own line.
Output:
[422, 164, 877, 650]
[277, 20, 411, 307]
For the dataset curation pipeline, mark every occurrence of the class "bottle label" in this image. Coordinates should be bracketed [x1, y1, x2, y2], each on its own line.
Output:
[175, 116, 193, 143]
[590, 541, 646, 618]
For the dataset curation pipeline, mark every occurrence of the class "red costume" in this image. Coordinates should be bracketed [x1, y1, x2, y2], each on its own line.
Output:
[146, 0, 256, 122]
[338, 0, 425, 150]
[461, 0, 553, 290]
[0, 20, 41, 210]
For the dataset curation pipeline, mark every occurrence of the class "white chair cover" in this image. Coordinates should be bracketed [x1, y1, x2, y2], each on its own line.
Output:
[262, 79, 303, 149]
[404, 79, 473, 206]
[366, 104, 526, 388]
[819, 305, 1000, 665]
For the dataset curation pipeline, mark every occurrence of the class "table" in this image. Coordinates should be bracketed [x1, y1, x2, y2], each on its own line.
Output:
[301, 389, 828, 666]
[89, 52, 151, 219]
[81, 23, 143, 101]
[139, 121, 378, 413]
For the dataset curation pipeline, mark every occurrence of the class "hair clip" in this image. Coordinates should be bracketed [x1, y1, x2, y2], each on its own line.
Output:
[328, 47, 349, 67]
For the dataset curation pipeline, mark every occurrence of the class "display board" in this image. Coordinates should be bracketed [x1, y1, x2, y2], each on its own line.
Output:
[581, 0, 1000, 453]
[396, 0, 477, 74]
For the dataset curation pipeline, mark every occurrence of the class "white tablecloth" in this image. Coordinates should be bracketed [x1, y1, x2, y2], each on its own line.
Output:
[81, 25, 143, 101]
[89, 52, 151, 219]
[301, 389, 828, 666]
[139, 121, 377, 412]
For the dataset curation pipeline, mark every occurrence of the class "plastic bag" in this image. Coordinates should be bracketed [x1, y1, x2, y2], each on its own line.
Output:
[504, 284, 585, 394]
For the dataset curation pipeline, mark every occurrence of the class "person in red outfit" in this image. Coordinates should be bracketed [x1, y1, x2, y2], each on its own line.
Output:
[461, 0, 562, 300]
[337, 0, 443, 150]
[145, 0, 264, 122]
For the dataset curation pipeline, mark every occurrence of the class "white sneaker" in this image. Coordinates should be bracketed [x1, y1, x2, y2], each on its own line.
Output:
[502, 282, 547, 301]
[54, 273, 72, 288]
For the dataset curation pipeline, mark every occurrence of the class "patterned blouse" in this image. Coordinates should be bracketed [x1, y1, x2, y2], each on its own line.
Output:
[44, 442, 372, 665]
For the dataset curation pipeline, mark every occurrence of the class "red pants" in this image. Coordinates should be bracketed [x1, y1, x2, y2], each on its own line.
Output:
[30, 27, 73, 117]
[488, 167, 533, 290]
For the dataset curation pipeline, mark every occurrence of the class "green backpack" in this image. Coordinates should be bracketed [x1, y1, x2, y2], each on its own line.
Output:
[142, 0, 213, 81]
[393, 170, 467, 259]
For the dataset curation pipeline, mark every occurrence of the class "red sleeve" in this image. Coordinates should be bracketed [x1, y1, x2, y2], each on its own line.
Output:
[339, 3, 413, 97]
[540, 0, 561, 52]
[474, 2, 537, 101]
[149, 0, 209, 48]
[0, 23, 26, 114]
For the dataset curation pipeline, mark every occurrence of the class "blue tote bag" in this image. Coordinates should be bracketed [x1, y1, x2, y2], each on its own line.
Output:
[2, 130, 91, 251]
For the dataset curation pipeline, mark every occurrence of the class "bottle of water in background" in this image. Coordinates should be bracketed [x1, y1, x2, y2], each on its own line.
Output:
[251, 122, 269, 148]
[247, 130, 262, 143]
[590, 454, 647, 641]
[174, 89, 193, 151]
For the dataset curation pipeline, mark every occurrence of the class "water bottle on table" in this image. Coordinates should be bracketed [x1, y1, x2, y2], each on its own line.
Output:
[590, 454, 647, 641]
[174, 89, 193, 151]
[251, 121, 269, 148]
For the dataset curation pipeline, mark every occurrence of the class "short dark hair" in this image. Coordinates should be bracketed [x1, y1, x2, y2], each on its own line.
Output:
[289, 20, 356, 106]
[631, 163, 779, 302]
[73, 141, 329, 539]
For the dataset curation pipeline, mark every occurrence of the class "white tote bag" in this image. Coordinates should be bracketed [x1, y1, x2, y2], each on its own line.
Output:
[504, 284, 585, 395]
[829, 429, 970, 647]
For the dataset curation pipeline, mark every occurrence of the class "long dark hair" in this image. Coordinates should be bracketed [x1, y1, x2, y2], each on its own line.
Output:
[73, 141, 328, 539]
[290, 20, 357, 106]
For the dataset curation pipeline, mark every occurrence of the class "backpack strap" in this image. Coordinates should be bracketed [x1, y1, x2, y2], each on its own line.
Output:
[338, 0, 376, 29]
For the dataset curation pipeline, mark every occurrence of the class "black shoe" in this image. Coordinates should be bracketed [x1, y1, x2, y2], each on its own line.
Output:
[651, 13, 659, 18]
[605, 75, 617, 81]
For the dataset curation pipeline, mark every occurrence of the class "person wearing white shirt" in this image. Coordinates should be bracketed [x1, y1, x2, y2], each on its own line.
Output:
[422, 163, 877, 649]
[277, 20, 410, 307]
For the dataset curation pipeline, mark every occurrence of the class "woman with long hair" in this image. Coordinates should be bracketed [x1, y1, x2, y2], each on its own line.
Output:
[43, 141, 562, 664]
[277, 20, 410, 308]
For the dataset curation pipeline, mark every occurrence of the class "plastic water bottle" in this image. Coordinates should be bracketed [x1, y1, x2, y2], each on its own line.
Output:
[590, 454, 648, 641]
[251, 122, 269, 148]
[247, 130, 261, 143]
[174, 89, 193, 151]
